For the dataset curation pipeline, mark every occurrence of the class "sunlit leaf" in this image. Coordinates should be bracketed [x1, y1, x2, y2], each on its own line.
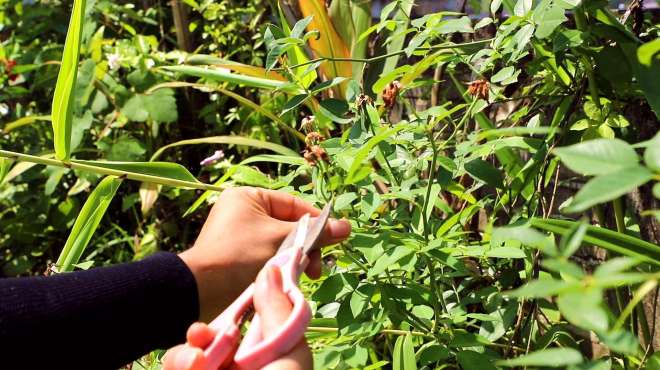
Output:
[56, 176, 122, 272]
[51, 0, 86, 160]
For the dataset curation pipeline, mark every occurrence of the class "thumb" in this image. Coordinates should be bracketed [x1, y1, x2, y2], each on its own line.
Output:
[253, 265, 293, 336]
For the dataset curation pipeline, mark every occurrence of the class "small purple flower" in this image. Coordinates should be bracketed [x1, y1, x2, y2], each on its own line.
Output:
[200, 150, 225, 166]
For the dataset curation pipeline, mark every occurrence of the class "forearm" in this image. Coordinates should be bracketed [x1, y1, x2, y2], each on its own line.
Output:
[0, 252, 199, 370]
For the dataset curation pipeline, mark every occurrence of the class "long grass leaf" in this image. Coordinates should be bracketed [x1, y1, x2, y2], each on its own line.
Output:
[151, 136, 300, 161]
[530, 218, 660, 266]
[1, 115, 51, 133]
[299, 0, 352, 94]
[56, 176, 122, 272]
[161, 65, 298, 92]
[185, 55, 288, 81]
[51, 0, 86, 160]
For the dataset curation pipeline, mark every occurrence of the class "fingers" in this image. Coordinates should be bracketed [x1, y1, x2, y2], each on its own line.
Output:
[162, 345, 206, 370]
[318, 218, 351, 246]
[186, 322, 215, 348]
[261, 340, 313, 370]
[253, 265, 293, 336]
[304, 250, 322, 279]
[256, 188, 321, 221]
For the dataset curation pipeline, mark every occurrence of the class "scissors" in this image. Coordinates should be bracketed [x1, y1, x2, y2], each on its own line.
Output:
[200, 201, 333, 370]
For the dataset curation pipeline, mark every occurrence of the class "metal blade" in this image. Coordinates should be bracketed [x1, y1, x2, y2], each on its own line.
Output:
[276, 200, 333, 256]
[301, 201, 332, 256]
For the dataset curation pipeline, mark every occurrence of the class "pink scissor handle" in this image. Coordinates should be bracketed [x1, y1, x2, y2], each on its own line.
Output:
[202, 247, 311, 370]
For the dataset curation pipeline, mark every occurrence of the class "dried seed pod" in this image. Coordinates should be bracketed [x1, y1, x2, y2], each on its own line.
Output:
[300, 115, 315, 133]
[467, 79, 489, 100]
[357, 94, 373, 108]
[310, 145, 329, 162]
[382, 81, 401, 109]
[303, 150, 316, 165]
[305, 132, 324, 146]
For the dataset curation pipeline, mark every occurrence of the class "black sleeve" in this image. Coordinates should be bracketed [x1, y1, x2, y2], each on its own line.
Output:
[0, 252, 199, 370]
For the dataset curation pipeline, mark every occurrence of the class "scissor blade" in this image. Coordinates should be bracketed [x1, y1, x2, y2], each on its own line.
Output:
[276, 201, 333, 255]
[301, 201, 332, 256]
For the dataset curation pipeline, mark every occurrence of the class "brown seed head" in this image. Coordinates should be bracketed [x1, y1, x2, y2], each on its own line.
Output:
[382, 81, 401, 109]
[467, 79, 489, 100]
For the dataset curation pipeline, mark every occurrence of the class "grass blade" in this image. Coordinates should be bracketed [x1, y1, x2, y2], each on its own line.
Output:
[161, 65, 298, 92]
[56, 176, 122, 272]
[51, 0, 86, 161]
[530, 218, 660, 266]
[151, 135, 300, 161]
[1, 115, 51, 133]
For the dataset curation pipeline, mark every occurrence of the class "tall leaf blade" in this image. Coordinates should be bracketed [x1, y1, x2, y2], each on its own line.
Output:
[51, 0, 86, 161]
[162, 65, 297, 92]
[299, 0, 352, 95]
[151, 135, 300, 161]
[72, 160, 201, 183]
[56, 176, 122, 272]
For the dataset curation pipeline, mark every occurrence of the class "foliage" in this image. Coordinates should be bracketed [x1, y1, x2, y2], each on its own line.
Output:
[1, 0, 660, 368]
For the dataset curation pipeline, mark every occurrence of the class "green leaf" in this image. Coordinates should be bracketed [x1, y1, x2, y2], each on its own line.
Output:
[464, 158, 504, 189]
[507, 278, 579, 298]
[72, 160, 200, 183]
[534, 5, 567, 39]
[162, 65, 298, 92]
[486, 247, 526, 258]
[437, 17, 473, 34]
[565, 166, 653, 213]
[151, 135, 299, 161]
[457, 351, 498, 370]
[499, 348, 583, 367]
[638, 38, 660, 67]
[122, 89, 178, 123]
[553, 30, 585, 52]
[492, 225, 556, 255]
[553, 139, 639, 176]
[598, 330, 639, 354]
[51, 0, 86, 160]
[346, 126, 402, 184]
[491, 66, 515, 83]
[644, 133, 660, 172]
[56, 176, 122, 272]
[559, 220, 588, 257]
[0, 158, 12, 183]
[557, 289, 609, 332]
[393, 334, 417, 370]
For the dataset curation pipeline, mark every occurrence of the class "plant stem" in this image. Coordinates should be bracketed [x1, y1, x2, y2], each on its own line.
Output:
[422, 131, 439, 241]
[613, 197, 627, 234]
[0, 149, 225, 192]
[573, 5, 601, 107]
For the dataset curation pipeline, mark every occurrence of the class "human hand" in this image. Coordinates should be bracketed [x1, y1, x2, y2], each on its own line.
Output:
[163, 265, 312, 370]
[179, 187, 351, 322]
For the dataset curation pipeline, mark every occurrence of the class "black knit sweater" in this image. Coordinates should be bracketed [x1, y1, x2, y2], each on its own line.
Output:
[0, 252, 199, 369]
